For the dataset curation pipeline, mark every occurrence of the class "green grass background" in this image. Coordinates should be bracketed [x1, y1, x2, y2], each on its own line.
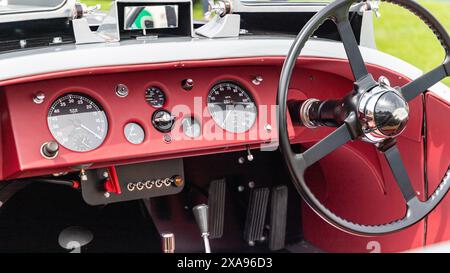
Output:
[374, 1, 449, 86]
[81, 0, 449, 86]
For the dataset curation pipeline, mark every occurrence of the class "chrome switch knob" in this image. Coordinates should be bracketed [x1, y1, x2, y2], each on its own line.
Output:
[181, 79, 194, 91]
[33, 92, 46, 104]
[161, 233, 175, 253]
[41, 141, 59, 159]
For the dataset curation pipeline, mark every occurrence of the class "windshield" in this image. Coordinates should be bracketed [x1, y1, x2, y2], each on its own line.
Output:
[0, 0, 67, 14]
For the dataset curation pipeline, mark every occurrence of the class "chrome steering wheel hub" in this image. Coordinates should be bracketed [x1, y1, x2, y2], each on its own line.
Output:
[358, 82, 409, 143]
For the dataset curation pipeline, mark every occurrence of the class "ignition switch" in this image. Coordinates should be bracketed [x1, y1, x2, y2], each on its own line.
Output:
[152, 110, 176, 133]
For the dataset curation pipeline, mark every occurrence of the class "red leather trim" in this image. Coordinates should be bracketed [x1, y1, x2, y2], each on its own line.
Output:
[424, 93, 450, 245]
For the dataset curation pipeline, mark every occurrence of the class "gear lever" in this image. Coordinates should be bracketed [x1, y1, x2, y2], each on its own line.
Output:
[192, 204, 211, 253]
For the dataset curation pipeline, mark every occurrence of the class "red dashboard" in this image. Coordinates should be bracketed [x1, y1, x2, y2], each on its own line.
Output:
[1, 61, 280, 180]
[0, 57, 423, 181]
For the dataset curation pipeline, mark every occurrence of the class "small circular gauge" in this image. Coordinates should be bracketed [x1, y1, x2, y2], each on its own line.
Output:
[47, 94, 108, 152]
[181, 117, 201, 138]
[207, 81, 257, 133]
[145, 86, 166, 108]
[124, 122, 145, 144]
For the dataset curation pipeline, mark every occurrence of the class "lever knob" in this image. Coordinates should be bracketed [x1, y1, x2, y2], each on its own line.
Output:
[193, 204, 209, 235]
[41, 141, 59, 159]
[161, 233, 175, 253]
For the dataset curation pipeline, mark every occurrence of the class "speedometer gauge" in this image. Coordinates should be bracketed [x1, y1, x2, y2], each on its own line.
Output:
[207, 82, 257, 133]
[47, 94, 108, 152]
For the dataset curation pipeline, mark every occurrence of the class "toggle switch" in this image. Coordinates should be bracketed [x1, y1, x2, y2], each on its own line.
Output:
[246, 146, 254, 162]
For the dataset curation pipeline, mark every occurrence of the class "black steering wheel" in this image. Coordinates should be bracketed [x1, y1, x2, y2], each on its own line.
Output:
[278, 0, 450, 235]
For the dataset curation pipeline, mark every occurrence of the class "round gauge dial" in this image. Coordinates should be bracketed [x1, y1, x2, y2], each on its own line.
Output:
[181, 117, 201, 138]
[145, 86, 166, 108]
[124, 122, 145, 144]
[47, 94, 108, 152]
[207, 82, 257, 133]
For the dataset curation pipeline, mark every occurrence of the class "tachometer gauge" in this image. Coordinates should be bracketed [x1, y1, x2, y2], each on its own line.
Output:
[207, 82, 257, 133]
[181, 117, 201, 138]
[145, 86, 166, 108]
[47, 94, 108, 152]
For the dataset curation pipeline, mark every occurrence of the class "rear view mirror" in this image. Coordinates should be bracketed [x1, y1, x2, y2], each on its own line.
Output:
[123, 5, 179, 30]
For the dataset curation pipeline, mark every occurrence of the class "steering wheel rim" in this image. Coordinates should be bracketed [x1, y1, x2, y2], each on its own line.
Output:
[278, 0, 450, 235]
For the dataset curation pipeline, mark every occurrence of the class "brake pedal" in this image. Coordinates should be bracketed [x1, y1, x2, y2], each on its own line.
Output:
[243, 187, 270, 244]
[208, 179, 226, 239]
[269, 185, 288, 251]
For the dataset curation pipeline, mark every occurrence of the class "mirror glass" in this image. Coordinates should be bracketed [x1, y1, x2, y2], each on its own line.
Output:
[124, 5, 179, 30]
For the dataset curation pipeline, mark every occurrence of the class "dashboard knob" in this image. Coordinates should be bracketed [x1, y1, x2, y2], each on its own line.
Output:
[161, 233, 175, 253]
[152, 110, 175, 133]
[115, 84, 129, 98]
[41, 141, 59, 159]
[181, 79, 194, 91]
[172, 175, 184, 187]
[33, 92, 45, 104]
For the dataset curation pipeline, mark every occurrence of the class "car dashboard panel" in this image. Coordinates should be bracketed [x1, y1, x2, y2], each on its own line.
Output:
[0, 56, 423, 181]
[1, 62, 284, 180]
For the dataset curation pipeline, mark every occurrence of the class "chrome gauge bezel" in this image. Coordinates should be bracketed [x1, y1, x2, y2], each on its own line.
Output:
[145, 86, 166, 108]
[47, 93, 109, 152]
[124, 122, 146, 145]
[206, 81, 258, 134]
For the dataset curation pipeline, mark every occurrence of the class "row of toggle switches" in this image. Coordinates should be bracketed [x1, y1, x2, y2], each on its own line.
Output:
[126, 175, 184, 192]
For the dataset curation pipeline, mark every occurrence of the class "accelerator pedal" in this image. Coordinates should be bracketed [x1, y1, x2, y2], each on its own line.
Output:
[208, 179, 226, 239]
[243, 187, 270, 244]
[269, 185, 288, 251]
